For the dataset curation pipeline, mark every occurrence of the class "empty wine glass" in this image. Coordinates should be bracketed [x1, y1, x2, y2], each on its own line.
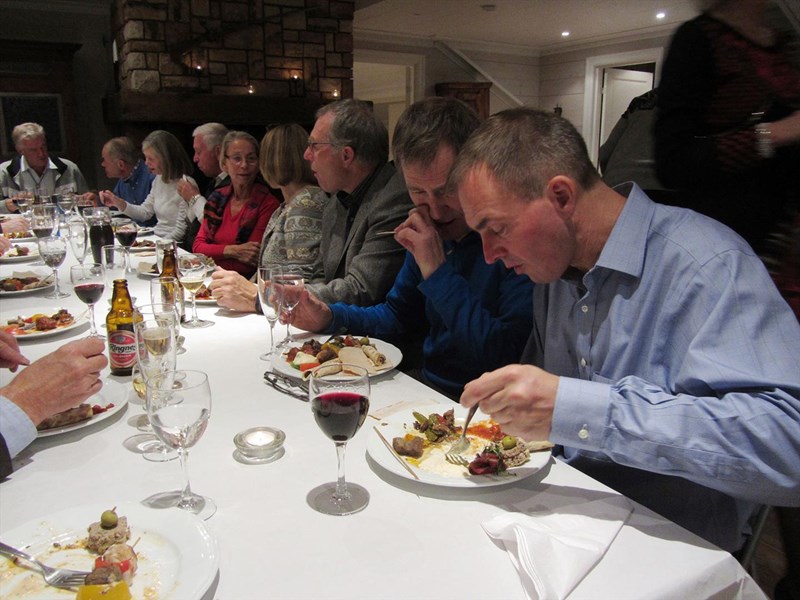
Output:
[113, 217, 138, 273]
[307, 364, 370, 516]
[66, 218, 89, 265]
[70, 263, 105, 338]
[135, 316, 180, 463]
[178, 253, 213, 328]
[13, 191, 33, 218]
[144, 369, 215, 519]
[257, 265, 282, 360]
[38, 236, 69, 299]
[274, 265, 304, 346]
[57, 192, 77, 216]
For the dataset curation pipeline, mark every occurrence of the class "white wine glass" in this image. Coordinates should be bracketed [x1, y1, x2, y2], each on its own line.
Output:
[67, 217, 89, 265]
[144, 369, 216, 520]
[150, 276, 186, 354]
[178, 253, 213, 328]
[274, 265, 304, 346]
[38, 236, 69, 299]
[70, 263, 105, 338]
[257, 264, 281, 360]
[307, 364, 370, 516]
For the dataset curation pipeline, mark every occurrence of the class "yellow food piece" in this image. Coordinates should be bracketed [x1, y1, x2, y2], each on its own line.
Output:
[75, 581, 132, 600]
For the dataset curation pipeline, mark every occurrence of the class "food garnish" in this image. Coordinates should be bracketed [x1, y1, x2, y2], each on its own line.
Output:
[3, 309, 75, 335]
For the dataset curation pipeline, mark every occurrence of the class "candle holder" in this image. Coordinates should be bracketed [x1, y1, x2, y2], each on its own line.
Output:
[233, 427, 285, 464]
[289, 74, 304, 97]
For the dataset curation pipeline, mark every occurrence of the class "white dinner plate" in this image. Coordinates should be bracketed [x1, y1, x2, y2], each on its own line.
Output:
[0, 243, 39, 263]
[37, 380, 127, 438]
[129, 242, 156, 253]
[0, 501, 220, 600]
[1, 307, 87, 340]
[136, 261, 159, 277]
[137, 226, 155, 236]
[367, 404, 552, 488]
[193, 295, 217, 305]
[271, 335, 402, 380]
[0, 271, 54, 296]
[3, 235, 37, 243]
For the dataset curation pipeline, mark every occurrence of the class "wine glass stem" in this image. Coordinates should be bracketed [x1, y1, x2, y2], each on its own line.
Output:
[334, 441, 349, 499]
[88, 303, 98, 336]
[177, 447, 195, 510]
[124, 248, 131, 272]
[191, 293, 199, 322]
[267, 319, 275, 355]
[52, 267, 60, 296]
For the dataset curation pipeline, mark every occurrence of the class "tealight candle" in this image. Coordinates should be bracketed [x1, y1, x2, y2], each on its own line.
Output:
[245, 429, 275, 446]
[234, 426, 285, 464]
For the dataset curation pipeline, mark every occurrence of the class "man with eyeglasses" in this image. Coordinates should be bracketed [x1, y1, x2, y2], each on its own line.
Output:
[177, 122, 230, 251]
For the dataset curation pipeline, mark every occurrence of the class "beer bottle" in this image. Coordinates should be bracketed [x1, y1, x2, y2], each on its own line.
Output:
[158, 243, 186, 321]
[107, 279, 142, 376]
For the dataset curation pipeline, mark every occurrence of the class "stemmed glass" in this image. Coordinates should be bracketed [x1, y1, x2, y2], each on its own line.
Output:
[70, 263, 105, 338]
[13, 191, 33, 218]
[274, 265, 304, 346]
[144, 369, 216, 519]
[151, 277, 186, 354]
[257, 265, 281, 360]
[178, 253, 213, 328]
[57, 192, 77, 216]
[135, 313, 180, 463]
[66, 218, 89, 265]
[307, 364, 370, 516]
[38, 236, 69, 299]
[113, 217, 138, 273]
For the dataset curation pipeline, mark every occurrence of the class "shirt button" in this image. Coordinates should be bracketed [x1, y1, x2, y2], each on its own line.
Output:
[580, 358, 587, 367]
[581, 305, 589, 313]
[579, 425, 589, 440]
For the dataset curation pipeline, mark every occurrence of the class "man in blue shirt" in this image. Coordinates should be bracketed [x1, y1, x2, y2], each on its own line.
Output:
[290, 97, 533, 398]
[453, 108, 800, 553]
[100, 136, 155, 226]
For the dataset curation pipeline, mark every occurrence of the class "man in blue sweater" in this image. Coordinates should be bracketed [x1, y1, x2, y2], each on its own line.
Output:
[290, 97, 533, 398]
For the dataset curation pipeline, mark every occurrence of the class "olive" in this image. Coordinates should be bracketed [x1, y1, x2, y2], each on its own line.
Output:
[100, 509, 118, 529]
[359, 337, 369, 346]
[501, 435, 516, 450]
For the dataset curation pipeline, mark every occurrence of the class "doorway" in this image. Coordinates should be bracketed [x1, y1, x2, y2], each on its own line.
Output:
[599, 64, 655, 148]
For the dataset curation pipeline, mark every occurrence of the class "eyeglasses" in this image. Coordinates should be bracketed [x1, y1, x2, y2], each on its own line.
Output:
[225, 154, 258, 166]
[264, 371, 308, 401]
[306, 139, 335, 151]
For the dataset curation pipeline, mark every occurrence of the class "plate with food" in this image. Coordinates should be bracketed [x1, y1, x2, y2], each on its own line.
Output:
[0, 501, 219, 600]
[129, 239, 156, 253]
[367, 405, 553, 488]
[1, 308, 86, 340]
[37, 380, 127, 437]
[3, 230, 36, 242]
[0, 270, 54, 296]
[0, 243, 38, 263]
[136, 261, 159, 277]
[137, 226, 155, 236]
[271, 334, 402, 380]
[193, 284, 216, 305]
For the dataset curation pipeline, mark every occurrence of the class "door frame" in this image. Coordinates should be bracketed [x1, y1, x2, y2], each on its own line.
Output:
[582, 48, 663, 165]
[354, 49, 426, 105]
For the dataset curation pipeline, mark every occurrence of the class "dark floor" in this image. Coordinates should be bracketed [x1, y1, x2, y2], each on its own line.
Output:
[751, 510, 788, 599]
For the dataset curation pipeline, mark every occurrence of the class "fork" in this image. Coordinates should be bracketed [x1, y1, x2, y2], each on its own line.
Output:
[445, 404, 480, 466]
[0, 541, 90, 588]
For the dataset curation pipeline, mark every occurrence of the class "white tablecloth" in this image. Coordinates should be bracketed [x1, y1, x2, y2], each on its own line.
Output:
[0, 245, 766, 599]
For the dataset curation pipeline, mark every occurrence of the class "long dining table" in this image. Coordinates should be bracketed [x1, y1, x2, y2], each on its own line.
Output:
[0, 232, 767, 599]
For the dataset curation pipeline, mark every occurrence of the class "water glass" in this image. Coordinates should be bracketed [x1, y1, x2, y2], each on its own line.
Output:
[101, 244, 126, 284]
[38, 236, 69, 299]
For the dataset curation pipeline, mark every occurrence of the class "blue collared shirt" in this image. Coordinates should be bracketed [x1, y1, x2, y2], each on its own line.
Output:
[523, 183, 800, 552]
[0, 395, 37, 459]
[113, 161, 155, 226]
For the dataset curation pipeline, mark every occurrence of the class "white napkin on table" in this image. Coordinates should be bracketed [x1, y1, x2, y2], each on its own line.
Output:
[482, 495, 633, 600]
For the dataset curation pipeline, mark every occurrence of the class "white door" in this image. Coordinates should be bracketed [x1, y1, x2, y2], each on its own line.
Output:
[599, 68, 654, 147]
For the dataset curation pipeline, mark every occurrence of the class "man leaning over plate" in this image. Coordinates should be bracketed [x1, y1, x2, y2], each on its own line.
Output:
[453, 108, 800, 554]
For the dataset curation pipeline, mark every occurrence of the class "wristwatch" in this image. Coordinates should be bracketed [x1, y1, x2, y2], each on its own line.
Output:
[188, 194, 203, 206]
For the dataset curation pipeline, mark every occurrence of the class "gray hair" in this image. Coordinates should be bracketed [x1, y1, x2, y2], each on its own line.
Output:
[12, 122, 46, 149]
[193, 122, 229, 151]
[142, 130, 193, 184]
[104, 136, 140, 165]
[392, 97, 480, 171]
[450, 108, 600, 201]
[316, 99, 388, 167]
[219, 130, 259, 171]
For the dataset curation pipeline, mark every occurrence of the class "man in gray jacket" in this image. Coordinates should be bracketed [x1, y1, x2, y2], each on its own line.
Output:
[211, 99, 411, 310]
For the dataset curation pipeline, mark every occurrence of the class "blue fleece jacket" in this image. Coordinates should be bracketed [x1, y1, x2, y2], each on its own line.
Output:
[327, 232, 533, 398]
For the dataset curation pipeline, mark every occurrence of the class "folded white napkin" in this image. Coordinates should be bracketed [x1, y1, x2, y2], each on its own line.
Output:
[482, 495, 633, 600]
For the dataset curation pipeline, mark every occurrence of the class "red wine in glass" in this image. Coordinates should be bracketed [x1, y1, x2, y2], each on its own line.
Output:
[115, 229, 137, 247]
[32, 225, 55, 238]
[74, 282, 104, 305]
[89, 222, 114, 264]
[311, 392, 369, 442]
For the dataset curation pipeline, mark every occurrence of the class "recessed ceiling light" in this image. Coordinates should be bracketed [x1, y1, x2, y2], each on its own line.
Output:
[561, 31, 570, 37]
[656, 11, 666, 19]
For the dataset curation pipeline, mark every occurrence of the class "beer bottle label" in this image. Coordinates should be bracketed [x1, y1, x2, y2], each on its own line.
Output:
[109, 326, 137, 371]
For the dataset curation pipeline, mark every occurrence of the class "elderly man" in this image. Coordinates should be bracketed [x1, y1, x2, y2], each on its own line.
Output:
[1, 334, 107, 479]
[453, 108, 800, 554]
[177, 122, 229, 251]
[290, 97, 533, 398]
[99, 136, 155, 225]
[0, 122, 88, 213]
[211, 99, 411, 310]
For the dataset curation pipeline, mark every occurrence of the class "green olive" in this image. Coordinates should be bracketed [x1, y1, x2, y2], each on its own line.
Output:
[501, 435, 516, 450]
[359, 337, 369, 346]
[100, 509, 118, 529]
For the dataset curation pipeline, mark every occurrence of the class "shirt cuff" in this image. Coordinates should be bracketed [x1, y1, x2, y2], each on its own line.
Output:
[551, 377, 611, 451]
[0, 395, 37, 458]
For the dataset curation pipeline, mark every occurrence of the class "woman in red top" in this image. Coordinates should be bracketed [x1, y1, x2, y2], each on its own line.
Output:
[193, 131, 279, 278]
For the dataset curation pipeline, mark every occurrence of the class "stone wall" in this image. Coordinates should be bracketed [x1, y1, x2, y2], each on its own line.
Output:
[111, 0, 354, 102]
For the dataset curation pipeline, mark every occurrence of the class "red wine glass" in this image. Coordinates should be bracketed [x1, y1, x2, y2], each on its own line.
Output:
[70, 263, 105, 337]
